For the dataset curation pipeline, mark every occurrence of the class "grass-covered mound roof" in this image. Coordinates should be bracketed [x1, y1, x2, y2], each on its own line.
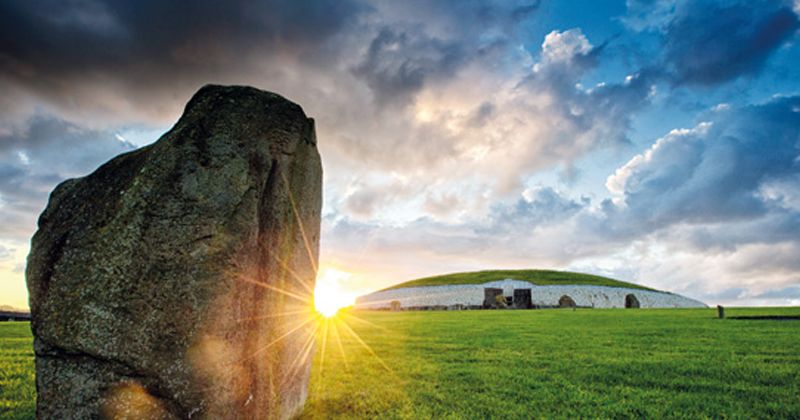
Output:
[380, 269, 658, 292]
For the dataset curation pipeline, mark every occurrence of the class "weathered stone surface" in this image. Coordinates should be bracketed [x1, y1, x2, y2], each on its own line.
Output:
[356, 280, 708, 310]
[26, 85, 322, 419]
[389, 300, 401, 311]
[483, 288, 503, 308]
[558, 295, 576, 308]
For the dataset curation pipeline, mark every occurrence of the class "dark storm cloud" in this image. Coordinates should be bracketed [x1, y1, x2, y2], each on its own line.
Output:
[0, 0, 541, 119]
[663, 0, 799, 86]
[0, 0, 367, 121]
[352, 27, 467, 106]
[0, 116, 134, 240]
[371, 0, 540, 36]
[0, 0, 365, 70]
[350, 0, 541, 107]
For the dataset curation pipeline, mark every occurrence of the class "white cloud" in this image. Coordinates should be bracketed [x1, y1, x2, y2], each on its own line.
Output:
[712, 103, 730, 111]
[16, 151, 29, 165]
[605, 121, 712, 200]
[539, 28, 592, 64]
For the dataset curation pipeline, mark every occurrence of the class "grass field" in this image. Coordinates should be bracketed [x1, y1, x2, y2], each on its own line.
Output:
[381, 269, 658, 292]
[301, 307, 800, 418]
[0, 322, 34, 420]
[2, 308, 799, 419]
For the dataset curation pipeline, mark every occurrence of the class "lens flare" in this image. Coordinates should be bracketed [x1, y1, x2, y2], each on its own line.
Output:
[314, 268, 356, 317]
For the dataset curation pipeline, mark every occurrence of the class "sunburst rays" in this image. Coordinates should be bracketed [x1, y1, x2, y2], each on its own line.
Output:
[280, 171, 318, 275]
[241, 315, 316, 362]
[235, 272, 312, 305]
[330, 316, 349, 371]
[314, 317, 330, 395]
[340, 311, 388, 331]
[337, 315, 393, 373]
[221, 162, 392, 410]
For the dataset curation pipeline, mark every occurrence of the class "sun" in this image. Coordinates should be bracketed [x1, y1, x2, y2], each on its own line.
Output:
[314, 267, 357, 318]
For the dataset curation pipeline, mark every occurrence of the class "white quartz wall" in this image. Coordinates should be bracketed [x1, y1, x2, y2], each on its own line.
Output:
[354, 279, 706, 309]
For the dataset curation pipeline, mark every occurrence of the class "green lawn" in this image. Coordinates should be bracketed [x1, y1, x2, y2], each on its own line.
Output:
[380, 269, 658, 292]
[301, 307, 800, 418]
[0, 323, 35, 420]
[2, 308, 799, 419]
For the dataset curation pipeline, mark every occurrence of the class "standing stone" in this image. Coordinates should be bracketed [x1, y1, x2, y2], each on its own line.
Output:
[558, 295, 576, 308]
[483, 288, 503, 308]
[26, 85, 322, 419]
[389, 300, 401, 311]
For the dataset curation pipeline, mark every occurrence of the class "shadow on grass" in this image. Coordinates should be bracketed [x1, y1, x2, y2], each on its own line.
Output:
[728, 315, 800, 321]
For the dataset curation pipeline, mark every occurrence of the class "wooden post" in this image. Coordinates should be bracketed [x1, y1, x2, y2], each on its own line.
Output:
[717, 305, 725, 319]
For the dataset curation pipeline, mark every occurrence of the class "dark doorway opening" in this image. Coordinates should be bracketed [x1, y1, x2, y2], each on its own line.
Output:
[483, 288, 503, 308]
[625, 294, 640, 308]
[514, 289, 532, 309]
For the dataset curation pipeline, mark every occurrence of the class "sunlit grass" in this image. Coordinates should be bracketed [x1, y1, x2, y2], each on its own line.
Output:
[3, 308, 799, 419]
[301, 307, 800, 418]
[0, 322, 35, 420]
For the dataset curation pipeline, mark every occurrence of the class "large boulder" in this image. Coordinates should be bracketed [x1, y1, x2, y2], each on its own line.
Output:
[558, 295, 576, 308]
[26, 85, 322, 419]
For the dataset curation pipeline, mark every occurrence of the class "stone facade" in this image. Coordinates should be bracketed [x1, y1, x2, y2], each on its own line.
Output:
[355, 279, 706, 309]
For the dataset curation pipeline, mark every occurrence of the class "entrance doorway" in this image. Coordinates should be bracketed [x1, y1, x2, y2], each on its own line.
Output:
[514, 289, 532, 309]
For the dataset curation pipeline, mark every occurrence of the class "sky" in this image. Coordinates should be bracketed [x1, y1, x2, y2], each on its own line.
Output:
[1, 0, 800, 310]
